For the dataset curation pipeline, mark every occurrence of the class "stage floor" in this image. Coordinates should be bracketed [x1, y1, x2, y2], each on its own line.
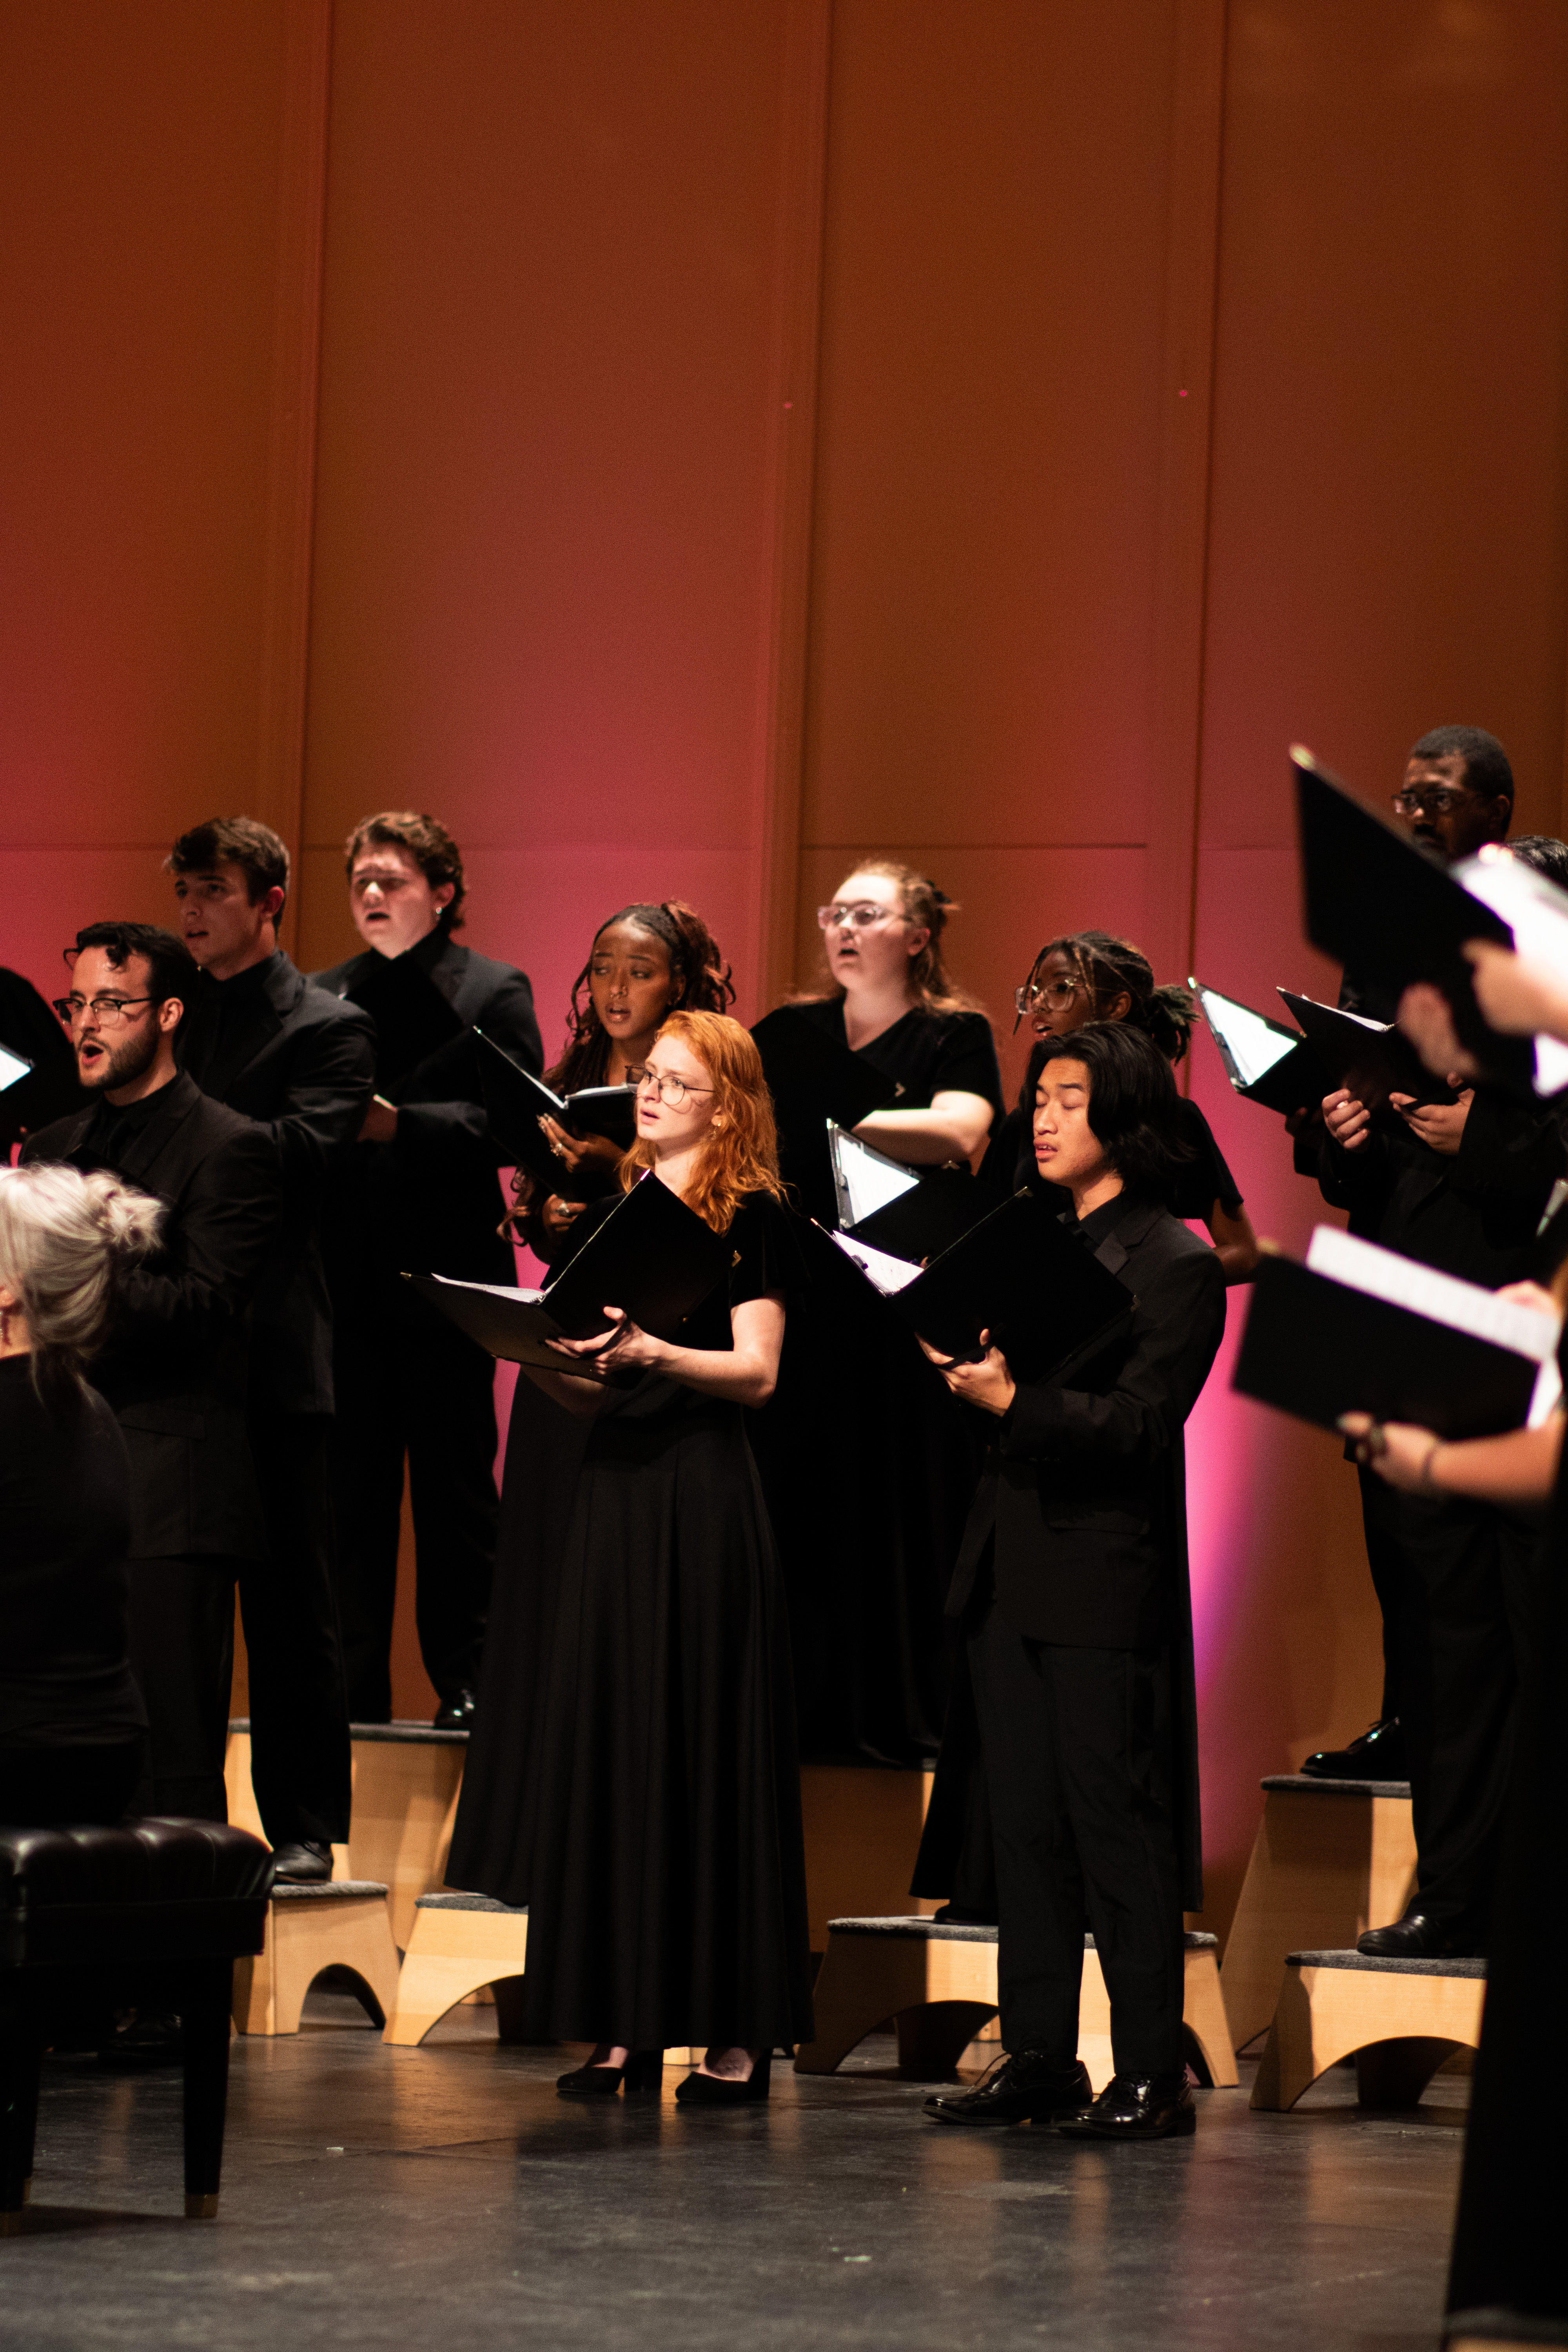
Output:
[9, 1992, 1467, 2350]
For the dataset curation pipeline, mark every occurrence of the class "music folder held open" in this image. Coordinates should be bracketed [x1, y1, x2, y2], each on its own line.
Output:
[1191, 979, 1323, 1117]
[0, 1044, 32, 1094]
[1232, 1224, 1559, 1440]
[828, 1122, 992, 1262]
[1275, 989, 1456, 1113]
[407, 1172, 729, 1373]
[474, 1027, 637, 1197]
[834, 1188, 1133, 1384]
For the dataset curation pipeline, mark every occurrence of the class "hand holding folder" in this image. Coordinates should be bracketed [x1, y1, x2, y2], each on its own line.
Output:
[475, 1027, 637, 1199]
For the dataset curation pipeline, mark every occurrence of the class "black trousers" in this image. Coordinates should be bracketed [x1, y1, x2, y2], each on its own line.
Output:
[967, 1597, 1184, 2077]
[329, 1307, 498, 1720]
[1358, 1478, 1533, 1943]
[125, 1557, 239, 1822]
[0, 1740, 146, 1828]
[238, 1410, 352, 1848]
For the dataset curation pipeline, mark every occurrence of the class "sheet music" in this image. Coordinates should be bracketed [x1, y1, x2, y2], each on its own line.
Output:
[1196, 988, 1299, 1089]
[829, 1124, 920, 1227]
[1305, 1225, 1559, 1363]
[828, 1229, 922, 1295]
[1454, 845, 1568, 1097]
[0, 1045, 30, 1093]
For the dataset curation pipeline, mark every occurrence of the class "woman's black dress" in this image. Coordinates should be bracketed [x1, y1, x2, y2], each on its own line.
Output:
[0, 1357, 147, 1823]
[450, 1186, 814, 2053]
[749, 998, 1004, 1764]
[912, 1057, 1239, 1906]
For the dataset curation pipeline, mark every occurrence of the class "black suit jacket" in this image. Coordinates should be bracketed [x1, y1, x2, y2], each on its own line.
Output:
[313, 933, 543, 1309]
[22, 1074, 283, 1561]
[178, 952, 375, 1415]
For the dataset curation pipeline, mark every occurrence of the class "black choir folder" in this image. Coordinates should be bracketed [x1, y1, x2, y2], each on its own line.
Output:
[828, 1123, 991, 1261]
[1233, 1225, 1558, 1441]
[474, 1027, 637, 1198]
[1191, 980, 1323, 1117]
[751, 1006, 901, 1133]
[407, 1174, 728, 1373]
[1275, 991, 1457, 1112]
[836, 1189, 1133, 1384]
[1291, 746, 1535, 1094]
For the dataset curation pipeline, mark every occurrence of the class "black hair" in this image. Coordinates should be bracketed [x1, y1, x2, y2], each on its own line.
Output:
[1034, 1022, 1192, 1194]
[69, 922, 198, 1015]
[1506, 836, 1568, 890]
[1019, 930, 1192, 1059]
[166, 815, 290, 907]
[1408, 725, 1514, 807]
[551, 902, 735, 1094]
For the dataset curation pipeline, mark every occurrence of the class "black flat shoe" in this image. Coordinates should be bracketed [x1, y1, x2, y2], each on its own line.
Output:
[557, 2051, 664, 2098]
[932, 1903, 998, 1926]
[433, 1689, 477, 1731]
[675, 2053, 771, 2106]
[1357, 1910, 1463, 1959]
[269, 1840, 332, 1882]
[923, 2050, 1091, 2127]
[97, 2011, 184, 2070]
[1058, 2070, 1195, 2140]
[1300, 1718, 1407, 1780]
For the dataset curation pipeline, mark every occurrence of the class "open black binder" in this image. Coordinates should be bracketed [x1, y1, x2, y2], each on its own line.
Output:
[1232, 1252, 1549, 1440]
[407, 1173, 728, 1371]
[474, 1028, 637, 1197]
[828, 1123, 992, 1261]
[1292, 746, 1533, 1094]
[1191, 979, 1324, 1116]
[849, 1189, 1133, 1385]
[1276, 990, 1457, 1112]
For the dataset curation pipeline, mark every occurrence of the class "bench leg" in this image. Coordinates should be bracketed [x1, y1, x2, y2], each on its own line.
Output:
[893, 2002, 998, 2079]
[492, 1976, 533, 2043]
[181, 1959, 233, 2218]
[1182, 1953, 1239, 2089]
[0, 1989, 41, 2231]
[1354, 2036, 1459, 2110]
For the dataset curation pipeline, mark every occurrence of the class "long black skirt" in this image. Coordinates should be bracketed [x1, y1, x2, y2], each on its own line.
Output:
[454, 1375, 814, 2053]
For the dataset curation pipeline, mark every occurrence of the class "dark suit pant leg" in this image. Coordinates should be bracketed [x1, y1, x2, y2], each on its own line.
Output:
[969, 1604, 1184, 2077]
[1367, 1483, 1521, 1943]
[328, 1322, 408, 1722]
[125, 1558, 238, 1822]
[240, 1412, 352, 1848]
[1358, 1463, 1412, 1724]
[403, 1319, 498, 1706]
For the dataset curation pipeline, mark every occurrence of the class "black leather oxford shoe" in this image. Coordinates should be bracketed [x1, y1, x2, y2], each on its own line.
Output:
[923, 2049, 1091, 2127]
[1357, 1910, 1463, 1959]
[269, 1840, 332, 1882]
[433, 1689, 477, 1731]
[1058, 2070, 1196, 2140]
[1300, 1718, 1407, 1780]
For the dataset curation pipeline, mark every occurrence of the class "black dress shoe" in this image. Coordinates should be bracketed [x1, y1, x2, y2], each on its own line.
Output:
[270, 1840, 332, 1882]
[932, 1903, 998, 1926]
[557, 2051, 664, 2098]
[1300, 1718, 1407, 1780]
[1357, 1909, 1462, 1958]
[923, 2049, 1091, 2127]
[1058, 2070, 1195, 2140]
[675, 2054, 771, 2107]
[98, 2011, 184, 2070]
[433, 1690, 477, 1731]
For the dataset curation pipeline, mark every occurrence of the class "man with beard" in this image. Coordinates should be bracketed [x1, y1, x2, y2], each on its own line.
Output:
[172, 818, 375, 1880]
[22, 923, 281, 1824]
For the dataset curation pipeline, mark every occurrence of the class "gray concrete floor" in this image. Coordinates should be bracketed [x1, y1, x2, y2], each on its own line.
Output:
[4, 1992, 1466, 2351]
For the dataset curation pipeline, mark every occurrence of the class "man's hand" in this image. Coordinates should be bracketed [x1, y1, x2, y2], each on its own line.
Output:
[359, 1094, 398, 1143]
[1322, 1088, 1372, 1151]
[918, 1329, 1016, 1417]
[1397, 982, 1479, 1081]
[1388, 1084, 1472, 1155]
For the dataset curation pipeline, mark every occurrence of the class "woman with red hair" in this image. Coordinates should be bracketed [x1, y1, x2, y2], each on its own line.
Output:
[494, 1010, 813, 2103]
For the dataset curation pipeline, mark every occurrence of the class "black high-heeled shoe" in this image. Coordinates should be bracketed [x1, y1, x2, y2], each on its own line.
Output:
[674, 2052, 771, 2107]
[557, 2050, 664, 2099]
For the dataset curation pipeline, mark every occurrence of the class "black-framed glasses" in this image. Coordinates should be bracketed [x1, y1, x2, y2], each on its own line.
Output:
[626, 1065, 715, 1106]
[53, 993, 156, 1029]
[1391, 787, 1474, 818]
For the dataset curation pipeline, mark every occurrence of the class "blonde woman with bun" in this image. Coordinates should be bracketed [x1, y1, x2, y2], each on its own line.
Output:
[0, 1163, 160, 1823]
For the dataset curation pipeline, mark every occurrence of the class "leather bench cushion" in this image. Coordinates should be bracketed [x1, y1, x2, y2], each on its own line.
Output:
[0, 1820, 273, 1971]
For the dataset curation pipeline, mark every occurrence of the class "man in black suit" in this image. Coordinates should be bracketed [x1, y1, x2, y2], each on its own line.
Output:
[171, 816, 376, 1879]
[920, 1025, 1226, 2141]
[314, 811, 543, 1724]
[1301, 728, 1562, 1959]
[22, 922, 281, 1821]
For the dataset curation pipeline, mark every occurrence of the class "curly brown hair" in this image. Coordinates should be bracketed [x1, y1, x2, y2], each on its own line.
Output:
[343, 812, 466, 936]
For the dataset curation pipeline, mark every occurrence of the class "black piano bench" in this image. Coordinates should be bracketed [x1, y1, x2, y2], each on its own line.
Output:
[0, 1819, 274, 2226]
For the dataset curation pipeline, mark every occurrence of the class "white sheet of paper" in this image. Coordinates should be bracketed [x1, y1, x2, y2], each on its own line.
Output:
[828, 1229, 921, 1295]
[0, 1045, 30, 1092]
[1454, 846, 1568, 1097]
[830, 1124, 920, 1226]
[1305, 1224, 1559, 1363]
[1196, 989, 1299, 1089]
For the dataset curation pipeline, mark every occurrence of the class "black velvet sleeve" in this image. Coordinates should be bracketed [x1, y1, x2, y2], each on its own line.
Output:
[929, 1011, 1005, 1122]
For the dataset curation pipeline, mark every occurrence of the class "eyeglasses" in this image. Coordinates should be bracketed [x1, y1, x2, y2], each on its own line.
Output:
[817, 902, 900, 931]
[627, 1065, 715, 1107]
[1012, 977, 1086, 1016]
[1391, 788, 1474, 818]
[53, 993, 156, 1029]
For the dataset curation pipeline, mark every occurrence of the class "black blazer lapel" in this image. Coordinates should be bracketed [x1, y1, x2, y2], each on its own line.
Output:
[113, 1073, 203, 1191]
